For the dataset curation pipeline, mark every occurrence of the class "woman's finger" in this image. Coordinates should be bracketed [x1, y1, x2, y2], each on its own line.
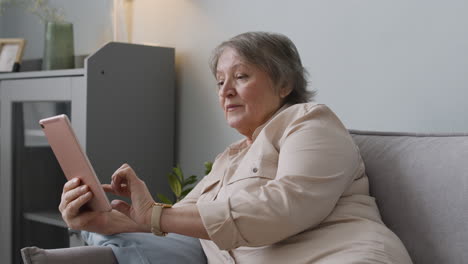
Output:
[63, 178, 80, 192]
[64, 191, 93, 218]
[102, 184, 115, 194]
[111, 175, 129, 197]
[112, 163, 129, 178]
[111, 199, 131, 218]
[62, 185, 89, 204]
[112, 164, 137, 183]
[111, 166, 136, 197]
[59, 180, 84, 212]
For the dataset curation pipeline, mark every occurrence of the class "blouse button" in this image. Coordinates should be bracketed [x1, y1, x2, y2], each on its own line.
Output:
[252, 168, 258, 173]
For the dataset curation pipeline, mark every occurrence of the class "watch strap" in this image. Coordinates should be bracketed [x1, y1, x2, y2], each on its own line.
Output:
[151, 202, 172, 236]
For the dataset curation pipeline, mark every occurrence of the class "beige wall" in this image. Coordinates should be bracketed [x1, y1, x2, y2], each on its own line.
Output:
[2, 0, 468, 176]
[0, 0, 113, 59]
[131, 0, 468, 175]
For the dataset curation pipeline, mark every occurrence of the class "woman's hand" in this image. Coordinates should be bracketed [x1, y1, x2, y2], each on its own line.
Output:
[103, 163, 155, 232]
[58, 177, 142, 235]
[58, 163, 154, 234]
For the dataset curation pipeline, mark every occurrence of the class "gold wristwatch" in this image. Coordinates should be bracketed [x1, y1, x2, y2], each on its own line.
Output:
[151, 202, 172, 236]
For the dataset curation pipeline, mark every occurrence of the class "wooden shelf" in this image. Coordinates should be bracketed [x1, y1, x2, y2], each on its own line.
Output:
[23, 211, 68, 229]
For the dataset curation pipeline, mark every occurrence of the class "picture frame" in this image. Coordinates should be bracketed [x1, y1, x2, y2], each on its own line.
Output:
[0, 38, 26, 72]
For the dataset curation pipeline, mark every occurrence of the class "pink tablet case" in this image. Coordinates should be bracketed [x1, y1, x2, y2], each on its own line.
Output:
[39, 115, 112, 212]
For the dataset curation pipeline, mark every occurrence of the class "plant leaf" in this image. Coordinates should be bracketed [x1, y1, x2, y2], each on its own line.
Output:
[204, 161, 213, 175]
[157, 193, 173, 205]
[173, 165, 184, 182]
[180, 188, 193, 198]
[184, 175, 198, 185]
[168, 173, 182, 197]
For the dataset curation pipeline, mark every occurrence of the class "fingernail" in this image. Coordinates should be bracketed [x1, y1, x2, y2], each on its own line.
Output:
[73, 178, 79, 183]
[81, 185, 88, 191]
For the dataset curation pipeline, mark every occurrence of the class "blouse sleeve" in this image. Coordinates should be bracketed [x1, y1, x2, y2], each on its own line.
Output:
[197, 105, 363, 250]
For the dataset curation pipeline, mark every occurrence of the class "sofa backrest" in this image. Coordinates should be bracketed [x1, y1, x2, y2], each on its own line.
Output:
[350, 130, 468, 264]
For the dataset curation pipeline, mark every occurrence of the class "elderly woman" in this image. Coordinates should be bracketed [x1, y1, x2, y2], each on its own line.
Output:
[60, 32, 412, 263]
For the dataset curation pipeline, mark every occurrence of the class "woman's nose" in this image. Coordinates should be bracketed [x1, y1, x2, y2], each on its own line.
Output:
[219, 81, 236, 98]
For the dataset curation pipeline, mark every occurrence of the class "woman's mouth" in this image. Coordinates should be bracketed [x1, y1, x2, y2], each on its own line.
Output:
[226, 104, 242, 112]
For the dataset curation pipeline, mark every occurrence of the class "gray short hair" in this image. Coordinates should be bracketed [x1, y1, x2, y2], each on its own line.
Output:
[210, 32, 315, 104]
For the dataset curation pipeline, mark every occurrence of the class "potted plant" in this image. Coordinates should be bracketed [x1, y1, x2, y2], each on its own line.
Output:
[158, 162, 213, 204]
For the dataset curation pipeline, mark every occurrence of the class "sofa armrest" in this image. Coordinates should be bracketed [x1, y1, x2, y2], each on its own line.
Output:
[21, 246, 117, 264]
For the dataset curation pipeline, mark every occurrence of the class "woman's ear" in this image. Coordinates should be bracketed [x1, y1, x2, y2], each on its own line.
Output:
[279, 85, 293, 99]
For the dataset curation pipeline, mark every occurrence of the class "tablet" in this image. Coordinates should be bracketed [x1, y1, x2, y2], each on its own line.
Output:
[39, 114, 112, 212]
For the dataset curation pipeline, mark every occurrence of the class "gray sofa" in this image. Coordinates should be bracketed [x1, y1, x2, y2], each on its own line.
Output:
[350, 130, 468, 264]
[22, 130, 468, 264]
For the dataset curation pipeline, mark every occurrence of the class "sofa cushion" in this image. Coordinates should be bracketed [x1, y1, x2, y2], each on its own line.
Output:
[350, 130, 468, 264]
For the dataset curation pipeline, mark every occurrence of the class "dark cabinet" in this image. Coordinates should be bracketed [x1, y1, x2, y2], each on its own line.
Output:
[0, 43, 175, 264]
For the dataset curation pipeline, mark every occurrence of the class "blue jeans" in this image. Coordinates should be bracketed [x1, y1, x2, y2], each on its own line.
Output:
[81, 231, 207, 264]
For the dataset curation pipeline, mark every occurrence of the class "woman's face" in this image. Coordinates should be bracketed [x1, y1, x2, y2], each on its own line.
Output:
[216, 48, 289, 140]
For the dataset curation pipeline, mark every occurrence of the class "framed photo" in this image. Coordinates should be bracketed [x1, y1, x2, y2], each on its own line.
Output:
[0, 38, 26, 72]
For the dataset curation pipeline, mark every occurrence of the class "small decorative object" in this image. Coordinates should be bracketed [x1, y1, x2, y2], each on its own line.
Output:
[26, 0, 74, 70]
[0, 0, 74, 70]
[158, 162, 213, 204]
[42, 21, 74, 70]
[0, 38, 26, 72]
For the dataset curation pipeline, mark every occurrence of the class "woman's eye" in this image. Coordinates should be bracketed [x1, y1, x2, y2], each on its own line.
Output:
[236, 74, 247, 80]
[217, 80, 224, 87]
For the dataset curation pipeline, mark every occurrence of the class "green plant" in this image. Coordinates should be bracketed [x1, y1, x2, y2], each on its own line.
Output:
[157, 161, 213, 204]
[0, 0, 65, 22]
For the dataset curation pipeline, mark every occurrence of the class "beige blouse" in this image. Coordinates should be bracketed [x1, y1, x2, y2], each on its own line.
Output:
[175, 103, 412, 264]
